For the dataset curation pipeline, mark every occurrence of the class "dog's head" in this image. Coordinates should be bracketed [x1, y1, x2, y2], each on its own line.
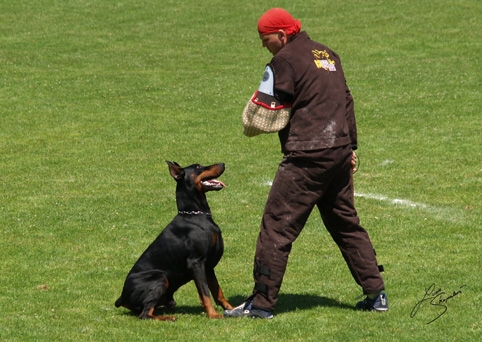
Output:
[166, 161, 226, 193]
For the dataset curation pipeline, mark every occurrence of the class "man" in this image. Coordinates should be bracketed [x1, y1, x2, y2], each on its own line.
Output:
[225, 8, 388, 319]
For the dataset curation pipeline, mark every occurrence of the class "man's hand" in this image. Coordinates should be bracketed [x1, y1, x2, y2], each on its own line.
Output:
[351, 152, 358, 173]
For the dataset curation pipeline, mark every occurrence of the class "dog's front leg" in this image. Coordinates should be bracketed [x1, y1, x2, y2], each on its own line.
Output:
[190, 261, 223, 319]
[206, 268, 233, 310]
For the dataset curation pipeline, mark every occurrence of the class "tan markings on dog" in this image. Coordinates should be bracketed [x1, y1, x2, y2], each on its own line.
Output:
[147, 307, 177, 321]
[200, 294, 223, 319]
[191, 173, 202, 192]
[207, 275, 234, 311]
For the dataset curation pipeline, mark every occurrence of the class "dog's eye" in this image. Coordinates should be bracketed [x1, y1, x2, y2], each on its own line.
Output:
[195, 164, 202, 169]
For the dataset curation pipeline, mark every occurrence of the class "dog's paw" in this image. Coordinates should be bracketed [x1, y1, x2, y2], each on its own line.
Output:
[166, 300, 177, 308]
[223, 303, 234, 311]
[207, 312, 224, 319]
[155, 315, 177, 322]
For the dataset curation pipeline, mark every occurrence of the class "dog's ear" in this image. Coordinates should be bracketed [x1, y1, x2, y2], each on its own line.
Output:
[166, 161, 184, 180]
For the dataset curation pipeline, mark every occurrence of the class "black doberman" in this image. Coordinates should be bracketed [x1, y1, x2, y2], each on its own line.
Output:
[115, 161, 233, 321]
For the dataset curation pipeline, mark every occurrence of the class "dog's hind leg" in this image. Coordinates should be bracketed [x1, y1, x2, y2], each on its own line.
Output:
[134, 271, 177, 321]
[139, 307, 176, 322]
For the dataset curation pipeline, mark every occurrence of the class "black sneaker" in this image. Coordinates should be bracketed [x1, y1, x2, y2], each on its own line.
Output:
[356, 292, 389, 311]
[224, 300, 274, 319]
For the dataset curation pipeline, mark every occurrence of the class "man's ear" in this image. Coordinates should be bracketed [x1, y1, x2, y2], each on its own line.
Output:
[278, 30, 288, 43]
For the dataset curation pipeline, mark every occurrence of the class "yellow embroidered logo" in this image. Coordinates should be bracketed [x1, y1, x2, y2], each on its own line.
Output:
[312, 49, 336, 71]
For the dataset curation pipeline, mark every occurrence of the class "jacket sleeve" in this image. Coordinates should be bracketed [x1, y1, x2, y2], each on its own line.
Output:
[345, 82, 358, 151]
[270, 58, 295, 105]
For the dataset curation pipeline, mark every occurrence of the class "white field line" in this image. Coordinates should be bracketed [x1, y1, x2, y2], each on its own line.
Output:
[354, 192, 429, 209]
[355, 192, 463, 223]
[261, 181, 462, 222]
[264, 182, 429, 209]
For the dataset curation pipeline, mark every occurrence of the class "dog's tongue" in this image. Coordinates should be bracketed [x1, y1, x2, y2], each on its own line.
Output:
[213, 180, 226, 188]
[203, 179, 226, 188]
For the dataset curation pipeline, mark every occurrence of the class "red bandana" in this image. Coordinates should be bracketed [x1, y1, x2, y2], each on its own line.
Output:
[257, 8, 302, 35]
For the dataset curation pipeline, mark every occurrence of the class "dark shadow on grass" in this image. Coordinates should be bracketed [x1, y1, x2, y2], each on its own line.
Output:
[115, 303, 218, 318]
[227, 293, 354, 314]
[276, 293, 355, 313]
[115, 293, 355, 319]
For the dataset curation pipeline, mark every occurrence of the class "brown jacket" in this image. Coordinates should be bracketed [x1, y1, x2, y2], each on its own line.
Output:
[269, 32, 357, 153]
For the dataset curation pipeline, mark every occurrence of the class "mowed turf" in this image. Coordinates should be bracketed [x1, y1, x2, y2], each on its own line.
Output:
[0, 0, 480, 341]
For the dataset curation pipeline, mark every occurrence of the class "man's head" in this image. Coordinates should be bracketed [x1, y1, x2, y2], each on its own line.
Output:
[258, 8, 301, 55]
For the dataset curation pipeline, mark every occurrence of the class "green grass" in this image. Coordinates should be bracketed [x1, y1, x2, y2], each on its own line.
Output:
[1, 0, 481, 340]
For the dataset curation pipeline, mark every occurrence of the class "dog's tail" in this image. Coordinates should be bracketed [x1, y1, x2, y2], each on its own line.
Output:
[115, 297, 123, 308]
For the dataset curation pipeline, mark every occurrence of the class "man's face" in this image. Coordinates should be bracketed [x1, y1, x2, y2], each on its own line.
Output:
[259, 31, 286, 55]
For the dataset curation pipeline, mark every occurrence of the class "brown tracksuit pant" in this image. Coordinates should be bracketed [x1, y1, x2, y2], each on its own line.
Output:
[251, 144, 385, 312]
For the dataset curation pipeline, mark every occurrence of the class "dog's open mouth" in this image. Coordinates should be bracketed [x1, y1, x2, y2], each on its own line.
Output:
[201, 179, 226, 191]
